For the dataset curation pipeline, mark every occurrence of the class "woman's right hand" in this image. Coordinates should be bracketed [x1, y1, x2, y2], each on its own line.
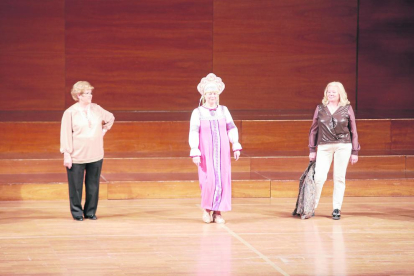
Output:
[192, 156, 201, 166]
[309, 152, 316, 161]
[63, 152, 72, 169]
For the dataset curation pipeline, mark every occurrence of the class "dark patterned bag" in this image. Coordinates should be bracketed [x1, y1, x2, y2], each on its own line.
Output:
[292, 161, 316, 219]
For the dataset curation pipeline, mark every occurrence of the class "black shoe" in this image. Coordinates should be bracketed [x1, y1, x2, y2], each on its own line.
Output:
[74, 216, 83, 221]
[332, 209, 341, 220]
[84, 215, 97, 220]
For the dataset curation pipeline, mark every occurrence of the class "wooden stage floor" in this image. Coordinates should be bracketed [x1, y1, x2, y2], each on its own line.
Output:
[1, 197, 413, 276]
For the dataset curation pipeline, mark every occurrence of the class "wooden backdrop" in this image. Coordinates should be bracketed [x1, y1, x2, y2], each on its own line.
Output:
[358, 0, 414, 110]
[1, 0, 413, 112]
[0, 0, 65, 111]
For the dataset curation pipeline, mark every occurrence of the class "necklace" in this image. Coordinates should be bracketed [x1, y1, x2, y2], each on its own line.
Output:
[78, 104, 92, 128]
[203, 105, 217, 116]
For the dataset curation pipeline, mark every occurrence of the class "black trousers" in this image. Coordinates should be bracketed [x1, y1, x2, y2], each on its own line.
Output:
[66, 159, 103, 218]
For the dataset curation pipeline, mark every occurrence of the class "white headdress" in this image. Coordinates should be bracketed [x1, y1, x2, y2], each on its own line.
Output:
[197, 73, 225, 95]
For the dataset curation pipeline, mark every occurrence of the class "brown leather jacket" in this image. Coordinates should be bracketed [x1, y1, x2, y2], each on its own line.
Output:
[309, 104, 360, 155]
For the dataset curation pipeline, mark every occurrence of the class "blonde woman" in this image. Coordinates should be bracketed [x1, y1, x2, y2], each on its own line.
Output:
[60, 81, 115, 221]
[189, 73, 242, 224]
[308, 82, 360, 220]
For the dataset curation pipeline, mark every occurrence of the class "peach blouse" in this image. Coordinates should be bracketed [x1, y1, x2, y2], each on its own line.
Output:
[60, 103, 115, 164]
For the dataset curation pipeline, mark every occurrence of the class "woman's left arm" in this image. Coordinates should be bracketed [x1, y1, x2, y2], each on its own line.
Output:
[348, 105, 360, 164]
[97, 105, 115, 135]
[223, 106, 242, 160]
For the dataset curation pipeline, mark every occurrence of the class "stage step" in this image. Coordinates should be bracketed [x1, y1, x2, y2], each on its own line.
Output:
[0, 172, 270, 200]
[0, 170, 412, 201]
[1, 115, 413, 201]
[0, 153, 412, 174]
[1, 119, 413, 153]
[272, 178, 414, 198]
[0, 150, 413, 200]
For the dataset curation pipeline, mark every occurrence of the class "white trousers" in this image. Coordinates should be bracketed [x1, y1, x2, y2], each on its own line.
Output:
[314, 143, 352, 210]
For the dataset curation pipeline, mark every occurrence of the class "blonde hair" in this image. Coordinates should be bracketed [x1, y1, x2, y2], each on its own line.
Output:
[322, 81, 350, 106]
[71, 81, 94, 101]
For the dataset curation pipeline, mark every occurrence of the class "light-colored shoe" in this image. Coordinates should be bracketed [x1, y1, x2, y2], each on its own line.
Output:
[212, 214, 225, 224]
[202, 211, 211, 223]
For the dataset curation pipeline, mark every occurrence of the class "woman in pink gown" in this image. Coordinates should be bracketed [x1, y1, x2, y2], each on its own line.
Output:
[189, 73, 242, 224]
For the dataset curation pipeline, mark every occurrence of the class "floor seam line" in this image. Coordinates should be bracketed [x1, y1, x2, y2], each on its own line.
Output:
[196, 204, 289, 276]
[221, 224, 290, 276]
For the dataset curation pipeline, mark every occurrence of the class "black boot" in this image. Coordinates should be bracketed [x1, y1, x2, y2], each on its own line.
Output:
[332, 209, 341, 220]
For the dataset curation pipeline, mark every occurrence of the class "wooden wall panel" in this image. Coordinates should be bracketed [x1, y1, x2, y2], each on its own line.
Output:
[0, 0, 65, 111]
[0, 119, 402, 154]
[0, 119, 233, 154]
[242, 119, 393, 152]
[251, 157, 307, 173]
[65, 0, 212, 111]
[358, 0, 414, 110]
[101, 158, 248, 173]
[407, 156, 414, 173]
[0, 183, 107, 201]
[106, 120, 242, 153]
[107, 180, 269, 199]
[108, 181, 200, 199]
[343, 179, 414, 197]
[357, 120, 391, 151]
[232, 180, 270, 198]
[106, 122, 189, 152]
[0, 122, 60, 153]
[241, 121, 312, 151]
[271, 179, 414, 198]
[0, 159, 61, 174]
[391, 120, 414, 150]
[0, 121, 189, 153]
[213, 0, 357, 110]
[347, 156, 406, 173]
[1, 0, 414, 113]
[251, 156, 406, 173]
